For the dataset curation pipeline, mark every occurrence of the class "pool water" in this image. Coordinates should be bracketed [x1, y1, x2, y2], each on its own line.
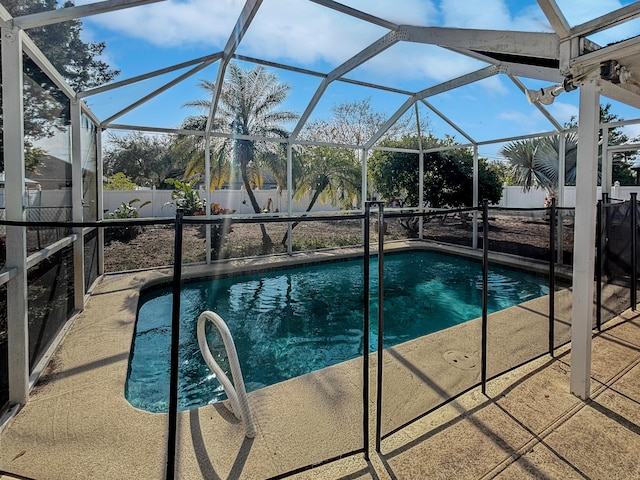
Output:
[127, 251, 548, 412]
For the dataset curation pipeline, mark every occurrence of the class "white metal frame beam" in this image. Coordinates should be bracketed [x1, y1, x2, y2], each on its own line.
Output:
[569, 35, 640, 109]
[403, 25, 559, 60]
[307, 0, 399, 31]
[290, 30, 402, 140]
[2, 26, 29, 407]
[233, 54, 414, 96]
[204, 0, 262, 135]
[446, 45, 564, 84]
[12, 0, 167, 29]
[570, 35, 640, 72]
[570, 2, 640, 39]
[365, 66, 498, 149]
[21, 33, 75, 100]
[0, 3, 11, 26]
[508, 74, 564, 131]
[101, 57, 217, 127]
[536, 0, 571, 39]
[80, 52, 223, 99]
[420, 99, 476, 144]
[570, 79, 601, 400]
[71, 100, 85, 310]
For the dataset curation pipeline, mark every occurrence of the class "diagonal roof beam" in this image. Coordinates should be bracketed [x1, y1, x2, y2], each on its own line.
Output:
[536, 0, 571, 39]
[233, 53, 414, 96]
[599, 81, 640, 110]
[413, 65, 498, 100]
[22, 30, 76, 99]
[290, 29, 402, 140]
[571, 2, 640, 39]
[446, 46, 563, 82]
[500, 62, 563, 82]
[0, 3, 12, 26]
[420, 99, 476, 144]
[365, 66, 498, 149]
[307, 0, 399, 31]
[508, 75, 563, 131]
[570, 34, 640, 71]
[101, 57, 217, 127]
[13, 0, 167, 29]
[403, 25, 559, 60]
[80, 52, 222, 98]
[204, 0, 262, 135]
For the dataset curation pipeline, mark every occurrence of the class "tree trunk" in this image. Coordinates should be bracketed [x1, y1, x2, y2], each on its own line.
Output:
[240, 163, 273, 253]
[281, 188, 322, 246]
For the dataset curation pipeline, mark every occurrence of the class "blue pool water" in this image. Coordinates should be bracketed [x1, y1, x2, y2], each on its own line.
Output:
[127, 251, 549, 412]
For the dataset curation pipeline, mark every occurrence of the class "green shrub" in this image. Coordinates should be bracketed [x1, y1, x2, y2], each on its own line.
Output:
[104, 199, 151, 243]
[165, 178, 206, 216]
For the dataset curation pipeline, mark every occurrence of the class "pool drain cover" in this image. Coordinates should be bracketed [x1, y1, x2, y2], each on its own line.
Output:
[443, 350, 478, 371]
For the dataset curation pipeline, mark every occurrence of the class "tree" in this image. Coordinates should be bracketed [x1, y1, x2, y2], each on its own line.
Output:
[281, 146, 361, 245]
[2, 0, 119, 91]
[289, 97, 424, 218]
[369, 134, 503, 208]
[105, 172, 138, 191]
[103, 132, 183, 188]
[1, 0, 119, 171]
[506, 103, 638, 193]
[182, 63, 299, 252]
[501, 133, 578, 197]
[300, 97, 426, 146]
[565, 103, 637, 185]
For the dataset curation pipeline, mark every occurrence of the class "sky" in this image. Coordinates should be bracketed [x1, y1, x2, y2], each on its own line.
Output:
[65, 0, 640, 162]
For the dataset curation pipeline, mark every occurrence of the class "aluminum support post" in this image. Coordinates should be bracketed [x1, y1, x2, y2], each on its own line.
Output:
[2, 26, 29, 406]
[472, 146, 479, 250]
[570, 80, 600, 400]
[71, 99, 85, 309]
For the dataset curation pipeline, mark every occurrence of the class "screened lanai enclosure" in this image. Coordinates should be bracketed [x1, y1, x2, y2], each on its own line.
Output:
[2, 1, 640, 479]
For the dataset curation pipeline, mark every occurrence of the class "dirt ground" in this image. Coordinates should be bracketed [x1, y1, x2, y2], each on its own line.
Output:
[103, 213, 573, 273]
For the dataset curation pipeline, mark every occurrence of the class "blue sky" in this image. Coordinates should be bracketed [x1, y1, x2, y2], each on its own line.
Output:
[72, 0, 640, 162]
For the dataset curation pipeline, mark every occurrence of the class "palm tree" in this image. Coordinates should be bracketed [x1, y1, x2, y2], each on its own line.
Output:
[181, 63, 299, 252]
[500, 133, 578, 197]
[281, 146, 361, 245]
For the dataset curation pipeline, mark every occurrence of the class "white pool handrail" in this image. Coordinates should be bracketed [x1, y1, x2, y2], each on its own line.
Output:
[197, 311, 256, 438]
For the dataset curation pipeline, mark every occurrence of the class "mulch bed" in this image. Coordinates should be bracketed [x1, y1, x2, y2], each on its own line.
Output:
[103, 214, 572, 272]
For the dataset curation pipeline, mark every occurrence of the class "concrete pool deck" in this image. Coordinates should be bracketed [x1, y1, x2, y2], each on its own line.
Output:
[2, 244, 640, 479]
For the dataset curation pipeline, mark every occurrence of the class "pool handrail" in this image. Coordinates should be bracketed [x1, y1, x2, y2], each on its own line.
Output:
[197, 311, 257, 438]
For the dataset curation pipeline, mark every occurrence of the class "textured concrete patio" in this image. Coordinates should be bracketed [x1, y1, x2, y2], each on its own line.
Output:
[1, 248, 639, 479]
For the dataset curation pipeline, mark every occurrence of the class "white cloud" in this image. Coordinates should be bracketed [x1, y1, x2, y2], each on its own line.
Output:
[498, 110, 536, 126]
[496, 107, 568, 134]
[86, 0, 243, 48]
[338, 0, 438, 26]
[622, 124, 640, 141]
[554, 0, 637, 45]
[438, 0, 550, 31]
[239, 0, 384, 66]
[85, 0, 437, 67]
[358, 43, 484, 84]
[439, 0, 511, 29]
[554, 0, 625, 26]
[548, 101, 579, 125]
[475, 76, 509, 96]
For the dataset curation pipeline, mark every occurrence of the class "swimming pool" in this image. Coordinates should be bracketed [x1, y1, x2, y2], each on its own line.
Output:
[126, 251, 549, 412]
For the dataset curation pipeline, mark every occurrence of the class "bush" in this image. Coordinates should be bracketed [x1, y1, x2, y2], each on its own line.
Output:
[165, 178, 206, 216]
[104, 199, 150, 243]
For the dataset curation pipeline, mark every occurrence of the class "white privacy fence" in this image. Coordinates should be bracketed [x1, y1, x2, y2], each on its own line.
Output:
[102, 184, 640, 218]
[496, 183, 640, 209]
[102, 188, 337, 217]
